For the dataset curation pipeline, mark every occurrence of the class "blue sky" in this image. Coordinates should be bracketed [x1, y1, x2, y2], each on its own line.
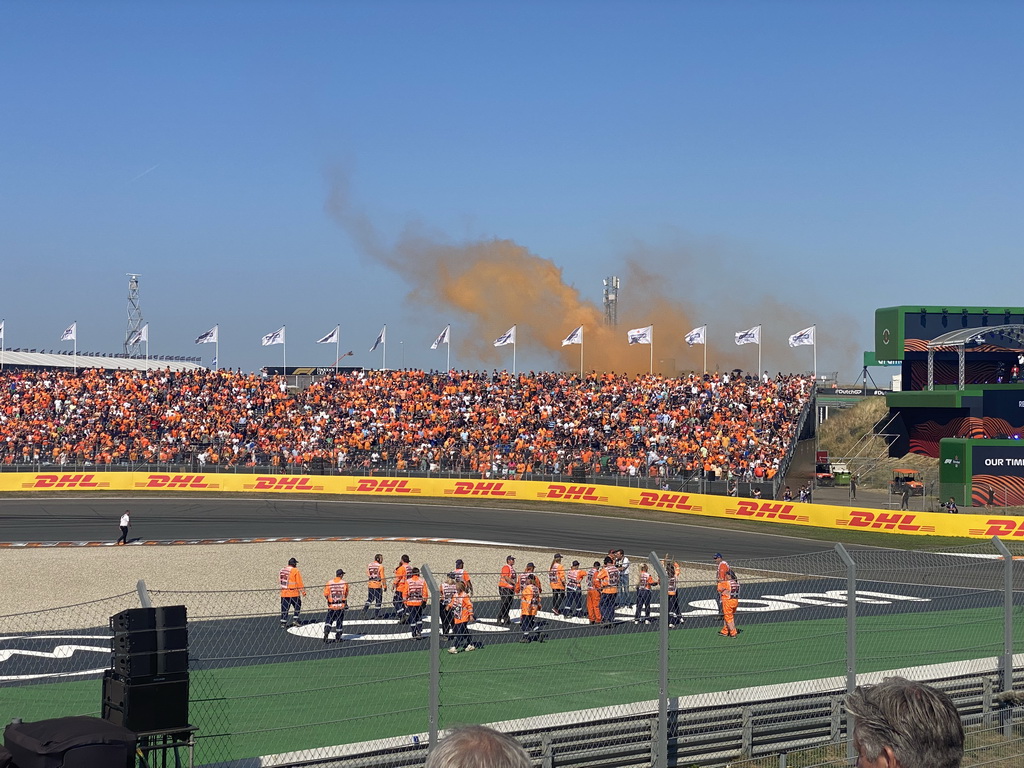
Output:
[2, 1, 1021, 379]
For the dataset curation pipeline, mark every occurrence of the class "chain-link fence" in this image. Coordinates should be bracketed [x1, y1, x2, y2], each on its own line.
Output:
[2, 542, 1022, 767]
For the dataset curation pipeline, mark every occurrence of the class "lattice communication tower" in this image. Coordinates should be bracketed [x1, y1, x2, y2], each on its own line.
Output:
[124, 273, 144, 357]
[603, 276, 620, 327]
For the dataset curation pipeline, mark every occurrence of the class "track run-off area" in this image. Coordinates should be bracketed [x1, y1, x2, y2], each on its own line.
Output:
[1, 494, 1020, 763]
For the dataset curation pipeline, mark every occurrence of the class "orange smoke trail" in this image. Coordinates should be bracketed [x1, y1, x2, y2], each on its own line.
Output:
[326, 172, 826, 376]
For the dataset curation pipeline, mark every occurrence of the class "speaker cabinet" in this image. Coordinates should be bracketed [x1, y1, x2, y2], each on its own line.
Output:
[111, 606, 188, 680]
[110, 606, 186, 633]
[102, 671, 189, 733]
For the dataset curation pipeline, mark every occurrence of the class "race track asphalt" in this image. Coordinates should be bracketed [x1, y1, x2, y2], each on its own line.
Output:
[0, 496, 840, 560]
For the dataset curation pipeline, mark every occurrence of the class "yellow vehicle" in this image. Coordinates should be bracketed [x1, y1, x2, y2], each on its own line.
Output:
[890, 469, 924, 496]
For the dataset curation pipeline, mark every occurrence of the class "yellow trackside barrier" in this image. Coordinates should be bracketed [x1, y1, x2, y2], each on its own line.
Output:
[0, 471, 1009, 539]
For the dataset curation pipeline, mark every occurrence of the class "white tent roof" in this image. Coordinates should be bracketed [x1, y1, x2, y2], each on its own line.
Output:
[0, 349, 204, 372]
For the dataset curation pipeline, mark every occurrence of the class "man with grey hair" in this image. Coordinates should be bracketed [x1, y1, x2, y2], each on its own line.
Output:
[425, 724, 532, 768]
[845, 676, 964, 768]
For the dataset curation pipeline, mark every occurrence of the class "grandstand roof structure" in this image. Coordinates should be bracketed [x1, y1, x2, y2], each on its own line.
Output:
[0, 348, 205, 372]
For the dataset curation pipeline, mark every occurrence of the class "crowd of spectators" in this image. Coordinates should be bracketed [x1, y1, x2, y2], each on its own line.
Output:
[0, 367, 813, 480]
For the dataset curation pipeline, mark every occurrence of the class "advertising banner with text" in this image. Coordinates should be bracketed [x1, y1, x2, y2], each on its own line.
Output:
[0, 472, 1003, 539]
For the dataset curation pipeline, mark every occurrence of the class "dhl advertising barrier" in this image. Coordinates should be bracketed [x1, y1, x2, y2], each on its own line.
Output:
[0, 472, 1008, 539]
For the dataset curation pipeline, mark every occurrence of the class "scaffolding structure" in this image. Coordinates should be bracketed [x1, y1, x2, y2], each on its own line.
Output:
[603, 276, 619, 327]
[124, 273, 144, 357]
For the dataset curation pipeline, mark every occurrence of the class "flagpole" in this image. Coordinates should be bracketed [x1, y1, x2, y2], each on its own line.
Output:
[335, 326, 340, 373]
[73, 325, 77, 374]
[282, 326, 287, 380]
[513, 337, 517, 377]
[757, 324, 762, 378]
[1, 319, 4, 371]
[703, 325, 707, 375]
[447, 326, 451, 371]
[650, 332, 654, 376]
[145, 331, 149, 366]
[580, 331, 584, 378]
[813, 324, 817, 381]
[382, 327, 387, 371]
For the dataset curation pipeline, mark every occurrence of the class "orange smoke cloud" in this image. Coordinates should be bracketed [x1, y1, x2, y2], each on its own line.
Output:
[326, 172, 828, 376]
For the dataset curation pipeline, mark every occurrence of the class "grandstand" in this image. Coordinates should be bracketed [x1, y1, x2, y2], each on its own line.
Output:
[0, 367, 814, 499]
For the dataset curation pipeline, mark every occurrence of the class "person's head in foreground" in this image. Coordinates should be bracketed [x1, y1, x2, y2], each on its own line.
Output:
[845, 677, 964, 768]
[425, 724, 532, 768]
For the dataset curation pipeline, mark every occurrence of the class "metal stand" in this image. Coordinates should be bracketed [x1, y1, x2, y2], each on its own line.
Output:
[853, 365, 880, 389]
[136, 725, 197, 768]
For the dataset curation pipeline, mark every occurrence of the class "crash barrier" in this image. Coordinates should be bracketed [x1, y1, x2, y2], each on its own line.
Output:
[0, 470, 1019, 539]
[4, 542, 1021, 766]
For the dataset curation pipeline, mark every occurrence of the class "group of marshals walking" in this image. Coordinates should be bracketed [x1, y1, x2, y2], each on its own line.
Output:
[277, 551, 740, 646]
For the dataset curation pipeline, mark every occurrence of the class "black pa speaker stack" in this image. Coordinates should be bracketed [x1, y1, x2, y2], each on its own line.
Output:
[101, 606, 190, 733]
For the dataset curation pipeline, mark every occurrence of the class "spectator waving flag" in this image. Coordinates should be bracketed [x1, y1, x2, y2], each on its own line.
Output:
[493, 325, 516, 347]
[735, 325, 761, 345]
[370, 325, 386, 352]
[261, 326, 285, 346]
[561, 325, 583, 346]
[431, 324, 450, 349]
[788, 326, 815, 347]
[685, 325, 706, 346]
[60, 322, 77, 342]
[316, 326, 339, 345]
[195, 326, 218, 344]
[627, 325, 653, 345]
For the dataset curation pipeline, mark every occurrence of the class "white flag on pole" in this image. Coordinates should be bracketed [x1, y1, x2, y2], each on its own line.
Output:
[195, 326, 218, 344]
[788, 326, 815, 347]
[735, 325, 761, 345]
[627, 325, 653, 345]
[128, 324, 149, 346]
[561, 325, 583, 346]
[370, 325, 386, 352]
[261, 326, 285, 346]
[316, 326, 339, 345]
[0, 320, 5, 341]
[685, 325, 706, 346]
[493, 325, 516, 347]
[60, 322, 77, 342]
[431, 325, 450, 349]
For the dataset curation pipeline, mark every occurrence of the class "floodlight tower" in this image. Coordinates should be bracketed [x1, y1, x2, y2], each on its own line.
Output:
[603, 276, 620, 327]
[125, 273, 144, 357]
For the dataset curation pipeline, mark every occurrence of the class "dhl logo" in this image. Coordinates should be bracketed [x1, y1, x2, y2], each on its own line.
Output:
[970, 519, 1024, 537]
[23, 474, 109, 489]
[135, 474, 217, 489]
[727, 501, 808, 522]
[346, 478, 419, 494]
[243, 477, 324, 492]
[838, 510, 933, 532]
[445, 481, 515, 497]
[537, 484, 607, 502]
[632, 491, 701, 512]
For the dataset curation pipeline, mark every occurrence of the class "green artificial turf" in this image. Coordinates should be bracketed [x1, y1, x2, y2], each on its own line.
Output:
[2, 607, 1014, 765]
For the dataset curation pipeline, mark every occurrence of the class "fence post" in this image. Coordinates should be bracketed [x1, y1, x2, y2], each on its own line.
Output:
[650, 552, 669, 768]
[422, 564, 441, 750]
[834, 543, 856, 763]
[991, 537, 1013, 737]
[136, 579, 153, 608]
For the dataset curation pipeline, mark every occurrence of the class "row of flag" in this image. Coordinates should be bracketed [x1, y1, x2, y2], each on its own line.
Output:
[684, 324, 815, 348]
[25, 321, 814, 354]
